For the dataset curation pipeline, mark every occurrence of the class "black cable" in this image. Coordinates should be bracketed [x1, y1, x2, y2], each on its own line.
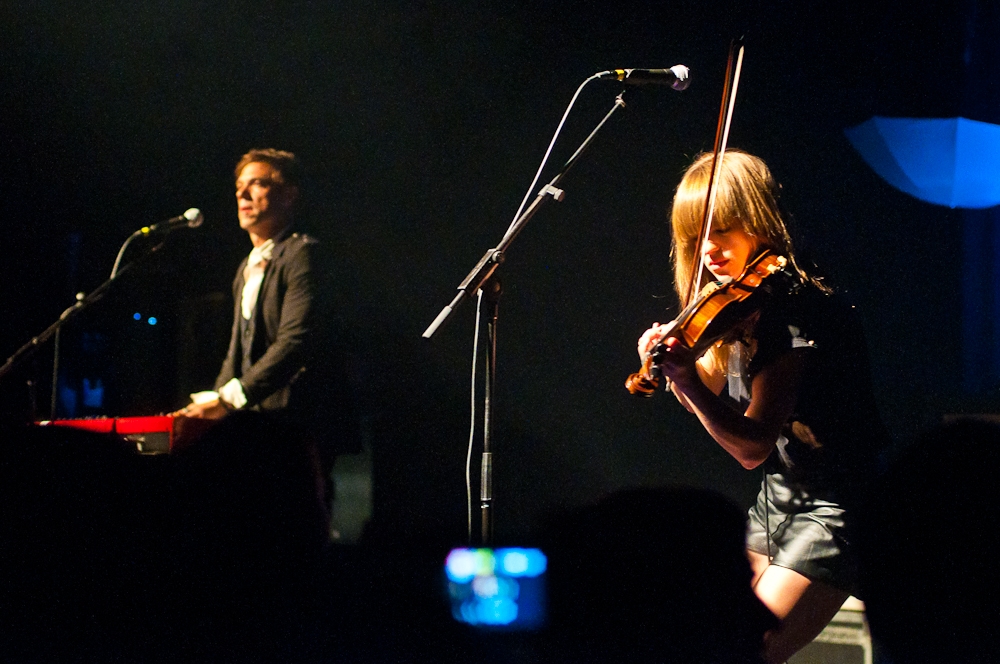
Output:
[765, 467, 773, 561]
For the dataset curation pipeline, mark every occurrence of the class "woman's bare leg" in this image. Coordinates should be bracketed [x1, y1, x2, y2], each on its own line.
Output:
[748, 549, 770, 586]
[747, 550, 849, 664]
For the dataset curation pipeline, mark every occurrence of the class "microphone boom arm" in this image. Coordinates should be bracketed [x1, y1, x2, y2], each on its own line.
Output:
[422, 93, 627, 339]
[0, 222, 171, 414]
[0, 261, 132, 384]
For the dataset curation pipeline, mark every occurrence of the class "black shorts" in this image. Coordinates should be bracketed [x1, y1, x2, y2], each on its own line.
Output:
[745, 472, 860, 597]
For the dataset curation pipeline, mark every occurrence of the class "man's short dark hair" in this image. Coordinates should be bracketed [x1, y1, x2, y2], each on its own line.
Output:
[234, 149, 301, 188]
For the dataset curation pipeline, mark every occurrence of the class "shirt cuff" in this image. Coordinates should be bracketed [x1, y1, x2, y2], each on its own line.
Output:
[190, 390, 220, 405]
[217, 378, 248, 409]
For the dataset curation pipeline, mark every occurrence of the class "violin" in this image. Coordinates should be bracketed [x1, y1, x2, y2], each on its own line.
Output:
[625, 251, 790, 397]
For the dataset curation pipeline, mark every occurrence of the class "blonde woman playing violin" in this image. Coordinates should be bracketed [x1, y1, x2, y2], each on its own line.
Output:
[638, 149, 885, 664]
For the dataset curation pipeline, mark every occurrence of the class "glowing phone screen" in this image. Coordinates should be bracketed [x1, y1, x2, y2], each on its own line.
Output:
[445, 547, 547, 630]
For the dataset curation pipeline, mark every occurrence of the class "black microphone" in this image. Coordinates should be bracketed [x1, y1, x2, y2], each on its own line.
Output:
[140, 208, 203, 235]
[597, 65, 690, 90]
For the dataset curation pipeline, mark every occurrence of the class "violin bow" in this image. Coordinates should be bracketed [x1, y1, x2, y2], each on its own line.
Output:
[625, 40, 747, 396]
[685, 38, 746, 306]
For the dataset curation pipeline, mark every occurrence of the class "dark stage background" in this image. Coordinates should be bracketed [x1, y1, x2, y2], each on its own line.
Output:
[3, 1, 997, 543]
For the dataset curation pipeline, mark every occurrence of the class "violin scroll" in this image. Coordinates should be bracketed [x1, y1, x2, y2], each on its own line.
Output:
[626, 320, 679, 396]
[625, 354, 660, 397]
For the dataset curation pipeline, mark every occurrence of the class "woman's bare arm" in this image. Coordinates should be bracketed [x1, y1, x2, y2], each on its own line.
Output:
[659, 337, 808, 469]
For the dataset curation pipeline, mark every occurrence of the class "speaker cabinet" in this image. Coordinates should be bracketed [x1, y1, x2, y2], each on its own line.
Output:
[788, 597, 872, 664]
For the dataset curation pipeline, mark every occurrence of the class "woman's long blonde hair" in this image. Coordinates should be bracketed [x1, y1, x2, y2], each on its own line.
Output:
[669, 150, 824, 371]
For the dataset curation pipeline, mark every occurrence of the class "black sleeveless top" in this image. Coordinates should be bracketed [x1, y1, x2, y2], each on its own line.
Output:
[726, 283, 886, 507]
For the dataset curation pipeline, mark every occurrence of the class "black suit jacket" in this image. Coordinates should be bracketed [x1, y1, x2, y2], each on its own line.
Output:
[215, 230, 324, 409]
[215, 230, 361, 458]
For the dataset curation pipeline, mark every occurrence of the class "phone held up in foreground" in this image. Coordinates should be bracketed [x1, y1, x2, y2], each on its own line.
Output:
[444, 547, 547, 630]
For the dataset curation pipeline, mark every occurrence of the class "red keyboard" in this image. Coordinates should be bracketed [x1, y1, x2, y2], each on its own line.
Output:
[37, 416, 214, 454]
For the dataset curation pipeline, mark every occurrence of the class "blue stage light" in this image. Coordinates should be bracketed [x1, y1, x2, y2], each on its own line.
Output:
[496, 548, 547, 577]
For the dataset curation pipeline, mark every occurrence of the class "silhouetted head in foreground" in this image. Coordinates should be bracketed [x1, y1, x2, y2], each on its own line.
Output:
[0, 423, 163, 660]
[859, 418, 1000, 663]
[541, 487, 776, 663]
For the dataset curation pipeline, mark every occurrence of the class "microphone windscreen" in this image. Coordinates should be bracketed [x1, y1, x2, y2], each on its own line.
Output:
[183, 208, 204, 228]
[669, 65, 691, 90]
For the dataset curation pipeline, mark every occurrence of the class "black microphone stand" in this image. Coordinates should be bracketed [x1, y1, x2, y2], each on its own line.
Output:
[0, 234, 167, 420]
[423, 92, 628, 545]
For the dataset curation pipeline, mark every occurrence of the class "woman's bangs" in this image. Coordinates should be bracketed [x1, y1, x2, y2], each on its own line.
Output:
[672, 182, 708, 243]
[674, 176, 745, 241]
[706, 180, 742, 235]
